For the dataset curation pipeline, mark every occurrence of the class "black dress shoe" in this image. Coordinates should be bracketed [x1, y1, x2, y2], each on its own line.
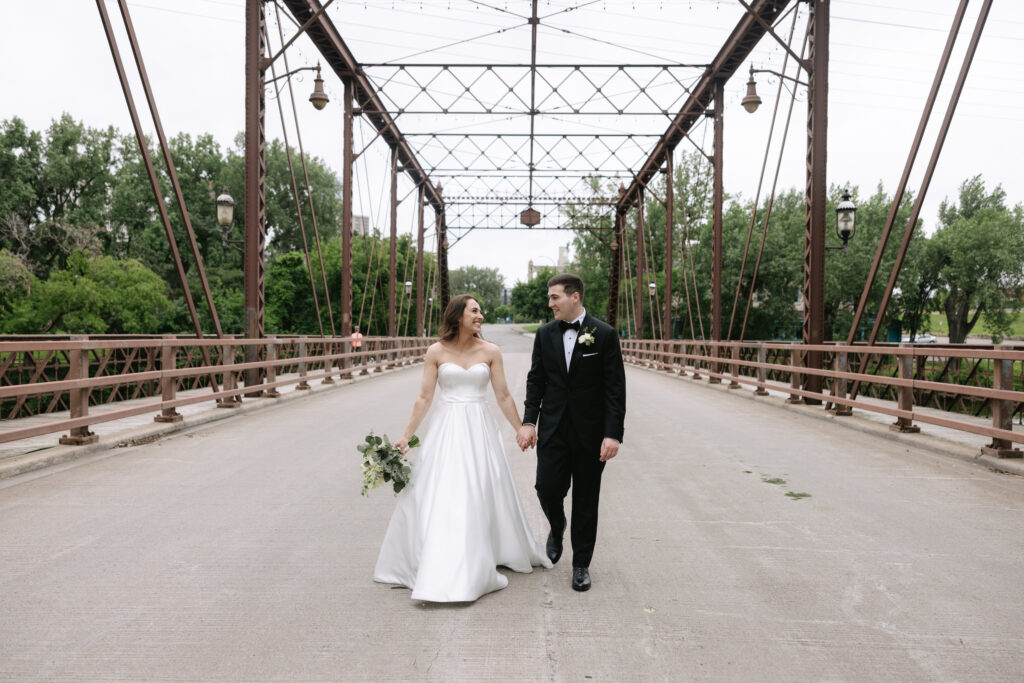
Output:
[572, 567, 591, 592]
[546, 531, 563, 564]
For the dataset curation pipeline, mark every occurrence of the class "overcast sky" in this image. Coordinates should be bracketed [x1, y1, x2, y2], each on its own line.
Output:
[2, 1, 1021, 287]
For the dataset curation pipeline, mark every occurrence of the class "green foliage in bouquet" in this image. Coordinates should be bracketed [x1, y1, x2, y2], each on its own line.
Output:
[358, 431, 419, 496]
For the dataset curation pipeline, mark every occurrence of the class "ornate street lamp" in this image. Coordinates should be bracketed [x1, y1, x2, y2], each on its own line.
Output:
[216, 188, 235, 227]
[217, 188, 240, 248]
[835, 189, 857, 249]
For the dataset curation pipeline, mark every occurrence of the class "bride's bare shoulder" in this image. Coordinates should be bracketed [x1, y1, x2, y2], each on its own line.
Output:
[424, 342, 445, 363]
[481, 340, 503, 359]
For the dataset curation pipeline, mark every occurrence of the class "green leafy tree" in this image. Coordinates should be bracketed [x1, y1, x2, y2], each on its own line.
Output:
[928, 176, 1024, 343]
[2, 251, 175, 334]
[511, 266, 555, 322]
[449, 265, 505, 318]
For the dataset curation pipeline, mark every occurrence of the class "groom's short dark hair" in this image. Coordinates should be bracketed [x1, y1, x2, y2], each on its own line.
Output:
[548, 273, 584, 300]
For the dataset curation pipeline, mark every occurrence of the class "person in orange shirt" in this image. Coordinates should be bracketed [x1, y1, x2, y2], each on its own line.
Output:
[351, 326, 364, 366]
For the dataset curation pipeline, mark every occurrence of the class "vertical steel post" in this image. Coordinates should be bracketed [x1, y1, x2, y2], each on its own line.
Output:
[634, 191, 647, 340]
[341, 78, 354, 339]
[607, 211, 623, 331]
[60, 338, 98, 445]
[663, 151, 674, 341]
[802, 0, 829, 403]
[389, 146, 398, 339]
[436, 183, 450, 310]
[709, 79, 724, 383]
[415, 185, 426, 337]
[244, 0, 267, 393]
[981, 346, 1022, 458]
[754, 342, 769, 396]
[155, 337, 182, 423]
[890, 345, 920, 433]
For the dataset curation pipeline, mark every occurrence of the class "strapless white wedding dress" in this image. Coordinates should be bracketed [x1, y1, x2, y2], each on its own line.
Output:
[373, 362, 552, 602]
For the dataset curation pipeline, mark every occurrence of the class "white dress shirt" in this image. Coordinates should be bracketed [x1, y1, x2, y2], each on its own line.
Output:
[562, 309, 586, 371]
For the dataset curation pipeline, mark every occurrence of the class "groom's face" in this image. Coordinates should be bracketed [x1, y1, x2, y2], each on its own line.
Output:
[548, 285, 581, 321]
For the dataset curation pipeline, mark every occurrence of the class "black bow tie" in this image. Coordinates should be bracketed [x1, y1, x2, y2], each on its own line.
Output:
[559, 320, 581, 333]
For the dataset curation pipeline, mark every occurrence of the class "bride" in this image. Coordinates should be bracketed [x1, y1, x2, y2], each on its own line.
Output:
[373, 294, 552, 602]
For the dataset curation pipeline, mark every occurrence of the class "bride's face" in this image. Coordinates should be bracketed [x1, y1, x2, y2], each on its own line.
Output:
[460, 299, 484, 334]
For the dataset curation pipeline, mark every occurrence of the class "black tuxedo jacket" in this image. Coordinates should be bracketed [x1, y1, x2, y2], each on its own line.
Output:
[523, 312, 626, 450]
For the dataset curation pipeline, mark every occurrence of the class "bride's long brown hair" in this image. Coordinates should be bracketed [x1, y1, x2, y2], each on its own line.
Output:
[437, 294, 484, 342]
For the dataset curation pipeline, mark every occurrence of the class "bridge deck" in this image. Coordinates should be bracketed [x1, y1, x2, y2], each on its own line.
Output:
[1, 327, 1022, 680]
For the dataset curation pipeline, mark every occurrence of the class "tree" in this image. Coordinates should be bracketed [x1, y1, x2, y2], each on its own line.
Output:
[1, 251, 175, 334]
[511, 267, 555, 322]
[928, 176, 1024, 343]
[449, 265, 505, 317]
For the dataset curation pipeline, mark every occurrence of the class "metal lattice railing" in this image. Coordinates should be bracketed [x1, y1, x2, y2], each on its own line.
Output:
[621, 339, 1024, 456]
[0, 335, 429, 446]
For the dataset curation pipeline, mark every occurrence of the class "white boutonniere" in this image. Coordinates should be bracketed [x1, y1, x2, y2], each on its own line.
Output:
[578, 326, 597, 347]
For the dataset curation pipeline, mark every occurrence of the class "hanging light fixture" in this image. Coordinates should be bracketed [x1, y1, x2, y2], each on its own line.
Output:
[741, 66, 762, 113]
[308, 64, 329, 110]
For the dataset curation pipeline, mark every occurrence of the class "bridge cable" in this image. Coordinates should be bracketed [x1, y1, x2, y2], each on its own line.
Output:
[263, 22, 325, 336]
[727, 6, 802, 342]
[272, 2, 337, 335]
[739, 12, 809, 343]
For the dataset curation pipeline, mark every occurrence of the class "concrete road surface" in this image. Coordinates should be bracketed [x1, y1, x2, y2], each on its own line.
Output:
[2, 324, 1023, 681]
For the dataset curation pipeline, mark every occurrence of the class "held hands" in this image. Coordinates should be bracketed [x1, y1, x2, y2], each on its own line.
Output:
[395, 436, 411, 454]
[515, 424, 537, 451]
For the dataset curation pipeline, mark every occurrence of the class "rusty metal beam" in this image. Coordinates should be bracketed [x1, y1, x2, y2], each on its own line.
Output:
[801, 0, 828, 403]
[663, 152, 674, 341]
[389, 146, 398, 337]
[341, 77, 354, 337]
[634, 190, 647, 340]
[415, 185, 426, 337]
[244, 0, 267, 394]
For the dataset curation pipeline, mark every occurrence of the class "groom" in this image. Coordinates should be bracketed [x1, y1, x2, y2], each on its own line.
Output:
[517, 273, 626, 592]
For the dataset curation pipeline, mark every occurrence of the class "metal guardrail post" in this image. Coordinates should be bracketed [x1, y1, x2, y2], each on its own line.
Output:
[754, 342, 769, 396]
[296, 340, 311, 390]
[690, 341, 702, 380]
[218, 342, 242, 408]
[321, 339, 336, 385]
[830, 349, 853, 416]
[890, 345, 920, 433]
[155, 338, 182, 423]
[265, 339, 281, 397]
[340, 338, 352, 379]
[786, 347, 803, 404]
[728, 344, 741, 389]
[981, 345, 1022, 457]
[59, 337, 99, 445]
[708, 342, 722, 384]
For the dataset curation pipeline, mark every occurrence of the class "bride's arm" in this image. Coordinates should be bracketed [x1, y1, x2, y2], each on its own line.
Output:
[488, 348, 523, 432]
[396, 345, 440, 452]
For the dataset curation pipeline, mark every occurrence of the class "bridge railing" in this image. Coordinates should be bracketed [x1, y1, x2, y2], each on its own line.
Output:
[0, 335, 430, 446]
[621, 339, 1024, 456]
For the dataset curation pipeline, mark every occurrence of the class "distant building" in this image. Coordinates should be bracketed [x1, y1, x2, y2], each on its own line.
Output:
[527, 246, 575, 282]
[352, 215, 371, 236]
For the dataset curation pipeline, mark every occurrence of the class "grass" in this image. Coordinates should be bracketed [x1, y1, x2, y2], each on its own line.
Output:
[785, 492, 812, 500]
[521, 324, 541, 334]
[761, 476, 787, 485]
[926, 312, 1024, 338]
